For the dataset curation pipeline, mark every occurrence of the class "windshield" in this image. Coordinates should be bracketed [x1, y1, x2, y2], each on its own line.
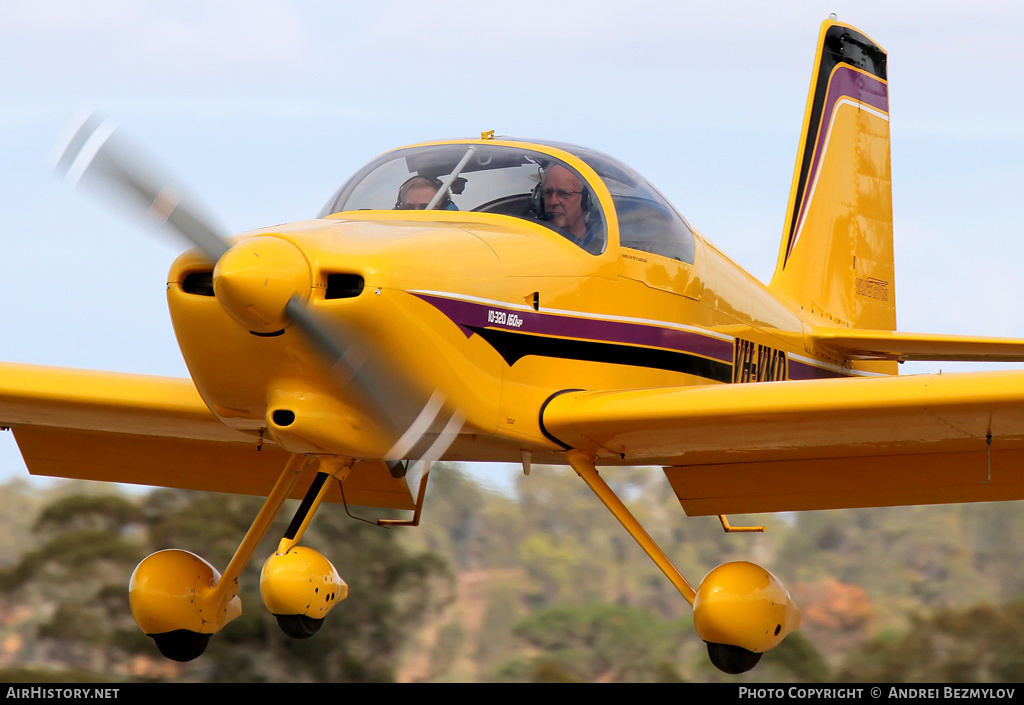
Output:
[319, 143, 608, 255]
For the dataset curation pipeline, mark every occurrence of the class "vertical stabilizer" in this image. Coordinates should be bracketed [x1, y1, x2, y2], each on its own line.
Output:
[770, 20, 894, 332]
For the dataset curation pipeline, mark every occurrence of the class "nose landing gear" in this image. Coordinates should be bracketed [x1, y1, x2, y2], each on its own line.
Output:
[261, 466, 349, 637]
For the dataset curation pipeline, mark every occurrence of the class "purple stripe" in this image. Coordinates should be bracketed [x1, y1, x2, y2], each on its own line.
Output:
[413, 293, 734, 363]
[789, 65, 889, 259]
[787, 358, 850, 380]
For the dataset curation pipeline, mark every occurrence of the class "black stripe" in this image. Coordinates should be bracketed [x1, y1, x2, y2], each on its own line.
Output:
[284, 472, 330, 540]
[538, 389, 584, 450]
[467, 326, 732, 383]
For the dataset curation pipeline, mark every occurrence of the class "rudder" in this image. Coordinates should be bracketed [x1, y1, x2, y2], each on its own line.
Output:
[770, 20, 894, 332]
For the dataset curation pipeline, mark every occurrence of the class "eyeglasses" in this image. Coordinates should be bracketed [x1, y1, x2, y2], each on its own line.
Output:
[397, 203, 431, 210]
[542, 188, 583, 200]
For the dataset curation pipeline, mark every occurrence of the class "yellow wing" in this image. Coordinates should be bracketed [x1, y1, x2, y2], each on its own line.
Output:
[541, 369, 1024, 516]
[0, 362, 414, 510]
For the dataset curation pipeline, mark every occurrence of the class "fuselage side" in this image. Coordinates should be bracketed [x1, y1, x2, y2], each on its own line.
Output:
[166, 139, 884, 466]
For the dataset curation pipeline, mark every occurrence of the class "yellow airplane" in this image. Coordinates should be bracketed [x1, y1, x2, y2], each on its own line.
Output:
[2, 17, 1024, 675]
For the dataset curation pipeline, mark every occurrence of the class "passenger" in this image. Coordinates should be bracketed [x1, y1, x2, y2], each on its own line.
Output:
[540, 164, 598, 251]
[395, 175, 452, 210]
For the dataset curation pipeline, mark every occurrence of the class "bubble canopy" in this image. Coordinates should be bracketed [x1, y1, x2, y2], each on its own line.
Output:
[320, 140, 694, 263]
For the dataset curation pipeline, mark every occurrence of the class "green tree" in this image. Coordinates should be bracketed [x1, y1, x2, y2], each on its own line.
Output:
[496, 603, 689, 682]
[837, 599, 1024, 682]
[0, 484, 448, 682]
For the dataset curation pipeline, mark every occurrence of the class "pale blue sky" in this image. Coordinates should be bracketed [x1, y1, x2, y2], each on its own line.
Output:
[3, 1, 1024, 484]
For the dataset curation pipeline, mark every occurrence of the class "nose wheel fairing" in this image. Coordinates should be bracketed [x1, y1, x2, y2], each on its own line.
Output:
[260, 462, 349, 630]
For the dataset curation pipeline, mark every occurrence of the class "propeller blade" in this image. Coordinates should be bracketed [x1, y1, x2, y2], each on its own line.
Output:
[283, 297, 368, 386]
[53, 115, 464, 462]
[284, 296, 416, 428]
[283, 296, 464, 460]
[53, 113, 229, 263]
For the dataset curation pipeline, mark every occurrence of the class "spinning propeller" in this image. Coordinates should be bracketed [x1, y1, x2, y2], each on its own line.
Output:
[54, 114, 461, 462]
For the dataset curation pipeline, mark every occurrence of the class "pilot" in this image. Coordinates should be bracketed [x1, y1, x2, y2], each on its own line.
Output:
[395, 175, 453, 210]
[540, 164, 599, 252]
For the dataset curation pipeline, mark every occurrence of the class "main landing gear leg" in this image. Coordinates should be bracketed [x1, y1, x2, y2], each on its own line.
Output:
[565, 450, 800, 675]
[216, 454, 311, 596]
[565, 450, 696, 604]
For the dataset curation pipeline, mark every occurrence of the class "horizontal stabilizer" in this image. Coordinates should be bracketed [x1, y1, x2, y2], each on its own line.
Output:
[809, 328, 1024, 362]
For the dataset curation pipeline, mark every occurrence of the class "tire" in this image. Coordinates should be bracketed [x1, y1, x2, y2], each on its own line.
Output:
[706, 641, 762, 674]
[275, 614, 325, 639]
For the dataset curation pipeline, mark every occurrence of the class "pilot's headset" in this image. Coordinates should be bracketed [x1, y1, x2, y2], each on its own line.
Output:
[395, 175, 453, 210]
[530, 164, 592, 220]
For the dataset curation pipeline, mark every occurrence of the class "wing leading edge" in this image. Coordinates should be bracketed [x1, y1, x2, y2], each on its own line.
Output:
[541, 370, 1024, 515]
[0, 363, 414, 510]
